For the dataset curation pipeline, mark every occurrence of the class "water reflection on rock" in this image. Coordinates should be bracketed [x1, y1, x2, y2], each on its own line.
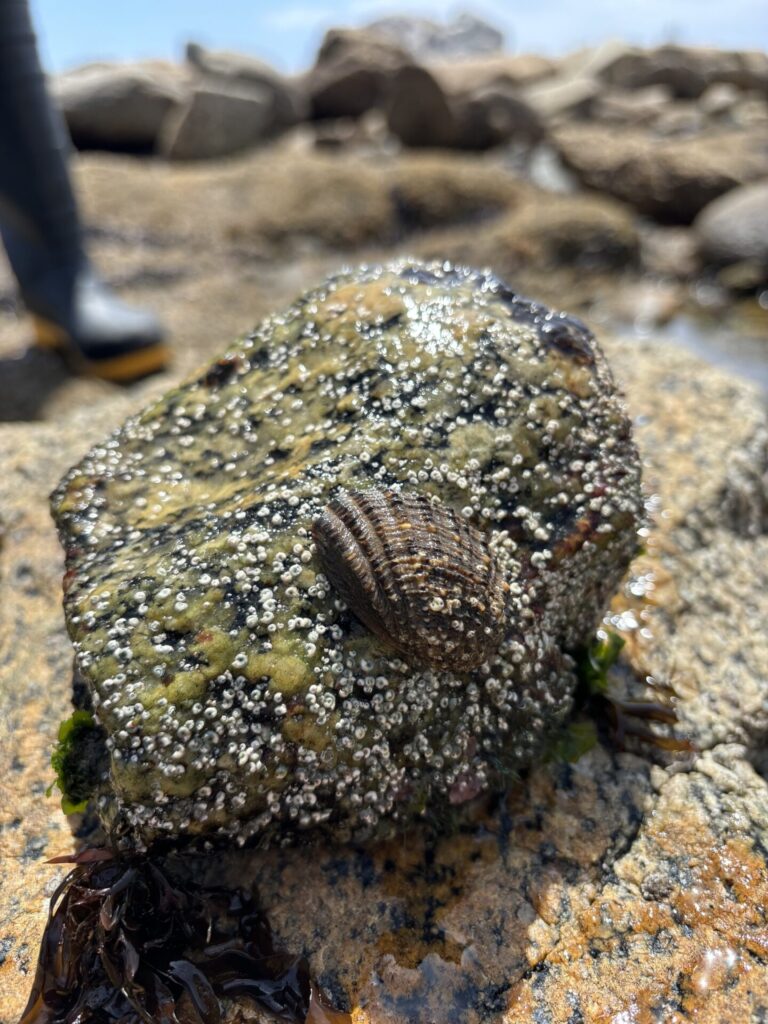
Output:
[210, 747, 652, 1023]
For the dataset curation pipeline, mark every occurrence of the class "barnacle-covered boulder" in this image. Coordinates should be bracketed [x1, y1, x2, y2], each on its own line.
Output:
[51, 260, 643, 848]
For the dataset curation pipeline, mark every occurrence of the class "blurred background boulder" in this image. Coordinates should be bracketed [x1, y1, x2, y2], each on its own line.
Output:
[304, 26, 412, 120]
[51, 60, 188, 151]
[694, 179, 768, 290]
[9, 15, 763, 381]
[184, 41, 306, 129]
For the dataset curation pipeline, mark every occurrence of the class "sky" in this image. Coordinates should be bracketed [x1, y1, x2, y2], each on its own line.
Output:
[31, 0, 768, 75]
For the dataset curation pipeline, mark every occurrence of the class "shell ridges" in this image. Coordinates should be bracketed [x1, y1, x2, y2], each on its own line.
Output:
[313, 489, 509, 673]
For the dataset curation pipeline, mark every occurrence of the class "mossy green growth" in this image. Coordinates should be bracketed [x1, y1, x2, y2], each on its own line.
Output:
[48, 710, 102, 814]
[577, 630, 625, 696]
[544, 718, 599, 764]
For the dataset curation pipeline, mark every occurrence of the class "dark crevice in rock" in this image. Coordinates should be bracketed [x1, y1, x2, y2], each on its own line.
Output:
[390, 186, 508, 234]
[743, 742, 768, 785]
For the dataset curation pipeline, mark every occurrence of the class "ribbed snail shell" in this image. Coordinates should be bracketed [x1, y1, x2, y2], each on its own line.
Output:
[313, 489, 509, 673]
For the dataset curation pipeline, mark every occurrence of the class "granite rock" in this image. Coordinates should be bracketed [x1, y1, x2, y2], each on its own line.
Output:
[598, 45, 708, 99]
[592, 85, 673, 126]
[385, 65, 456, 148]
[554, 125, 768, 222]
[429, 54, 557, 93]
[3, 323, 768, 1022]
[185, 42, 307, 134]
[506, 749, 768, 1022]
[524, 75, 600, 120]
[51, 60, 188, 151]
[654, 101, 707, 137]
[159, 80, 276, 160]
[593, 44, 768, 96]
[449, 83, 545, 151]
[0, 414, 133, 1020]
[305, 28, 411, 120]
[694, 179, 768, 268]
[699, 81, 743, 119]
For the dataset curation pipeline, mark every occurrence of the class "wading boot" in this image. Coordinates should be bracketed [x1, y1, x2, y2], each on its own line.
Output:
[0, 0, 169, 382]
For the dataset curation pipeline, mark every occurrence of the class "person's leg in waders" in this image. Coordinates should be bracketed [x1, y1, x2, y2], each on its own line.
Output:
[0, 0, 169, 382]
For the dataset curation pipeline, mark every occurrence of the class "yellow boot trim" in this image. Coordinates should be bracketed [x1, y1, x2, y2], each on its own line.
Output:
[31, 315, 68, 351]
[81, 342, 171, 382]
[32, 315, 169, 382]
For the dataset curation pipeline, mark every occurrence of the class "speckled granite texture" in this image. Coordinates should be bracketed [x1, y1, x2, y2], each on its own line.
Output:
[49, 262, 642, 848]
[2, 334, 768, 1023]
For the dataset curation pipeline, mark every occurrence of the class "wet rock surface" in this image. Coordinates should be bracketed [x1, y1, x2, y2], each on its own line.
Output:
[49, 262, 642, 848]
[2, 294, 768, 1021]
[505, 750, 768, 1023]
[219, 744, 654, 1024]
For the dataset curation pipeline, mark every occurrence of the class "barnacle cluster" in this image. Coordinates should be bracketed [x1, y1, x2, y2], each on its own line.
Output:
[51, 260, 642, 848]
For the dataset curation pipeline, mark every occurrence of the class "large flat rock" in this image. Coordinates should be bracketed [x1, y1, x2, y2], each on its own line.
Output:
[2, 329, 768, 1022]
[553, 125, 768, 222]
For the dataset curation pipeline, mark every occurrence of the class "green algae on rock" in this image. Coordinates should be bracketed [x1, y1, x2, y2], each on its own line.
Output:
[50, 260, 643, 848]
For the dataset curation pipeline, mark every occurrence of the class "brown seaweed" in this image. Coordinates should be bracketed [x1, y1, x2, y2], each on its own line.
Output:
[19, 847, 350, 1024]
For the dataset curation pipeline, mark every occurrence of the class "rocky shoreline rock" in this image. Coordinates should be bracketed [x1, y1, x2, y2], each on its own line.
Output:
[51, 59, 188, 151]
[51, 32, 768, 169]
[552, 124, 768, 223]
[45, 30, 768, 302]
[694, 179, 768, 276]
[2, 303, 768, 1020]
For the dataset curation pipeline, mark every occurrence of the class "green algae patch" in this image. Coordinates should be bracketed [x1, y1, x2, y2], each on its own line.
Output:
[247, 642, 314, 696]
[159, 588, 228, 635]
[283, 712, 335, 752]
[188, 624, 237, 671]
[578, 630, 626, 696]
[163, 670, 209, 705]
[448, 422, 497, 466]
[49, 710, 106, 814]
[543, 718, 599, 765]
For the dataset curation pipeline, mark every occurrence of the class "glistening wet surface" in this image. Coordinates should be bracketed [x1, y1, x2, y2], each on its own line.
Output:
[657, 311, 768, 395]
[213, 745, 655, 1023]
[621, 297, 768, 395]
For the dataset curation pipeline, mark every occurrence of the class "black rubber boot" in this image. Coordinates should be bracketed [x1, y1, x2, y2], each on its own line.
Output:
[0, 0, 169, 382]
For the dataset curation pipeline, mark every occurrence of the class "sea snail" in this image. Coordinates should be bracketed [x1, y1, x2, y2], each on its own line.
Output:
[313, 489, 509, 673]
